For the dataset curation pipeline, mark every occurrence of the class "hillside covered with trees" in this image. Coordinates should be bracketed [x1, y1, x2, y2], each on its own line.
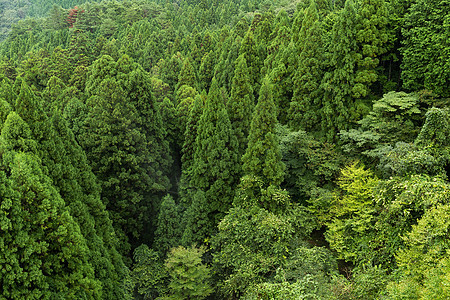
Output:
[0, 0, 449, 298]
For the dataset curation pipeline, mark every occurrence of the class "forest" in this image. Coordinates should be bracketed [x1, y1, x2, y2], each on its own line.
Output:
[0, 0, 448, 298]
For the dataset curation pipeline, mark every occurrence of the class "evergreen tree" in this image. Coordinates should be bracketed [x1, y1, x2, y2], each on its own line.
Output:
[176, 57, 197, 92]
[0, 112, 101, 299]
[80, 79, 148, 254]
[214, 35, 241, 92]
[153, 195, 183, 256]
[181, 93, 204, 187]
[242, 78, 285, 187]
[228, 54, 254, 159]
[320, 0, 362, 141]
[354, 0, 392, 98]
[0, 98, 12, 130]
[288, 0, 325, 132]
[198, 50, 216, 92]
[401, 0, 450, 97]
[80, 56, 171, 256]
[14, 80, 127, 297]
[0, 78, 16, 106]
[268, 41, 297, 125]
[187, 77, 240, 242]
[49, 111, 127, 298]
[239, 30, 262, 95]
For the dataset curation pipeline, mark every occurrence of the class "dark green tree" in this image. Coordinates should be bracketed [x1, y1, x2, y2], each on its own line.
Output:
[320, 0, 365, 141]
[153, 195, 183, 256]
[13, 80, 127, 297]
[288, 0, 325, 132]
[187, 77, 240, 242]
[80, 55, 171, 256]
[401, 0, 450, 97]
[239, 30, 262, 95]
[0, 112, 101, 299]
[242, 78, 285, 187]
[354, 0, 392, 99]
[228, 54, 254, 159]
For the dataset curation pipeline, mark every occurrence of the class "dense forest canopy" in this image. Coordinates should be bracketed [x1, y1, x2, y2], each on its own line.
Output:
[0, 0, 449, 298]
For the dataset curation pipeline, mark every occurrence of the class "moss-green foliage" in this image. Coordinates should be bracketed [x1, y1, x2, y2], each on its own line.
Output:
[164, 246, 213, 299]
[326, 162, 379, 264]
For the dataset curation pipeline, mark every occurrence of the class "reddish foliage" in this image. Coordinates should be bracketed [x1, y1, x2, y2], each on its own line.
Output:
[67, 6, 85, 28]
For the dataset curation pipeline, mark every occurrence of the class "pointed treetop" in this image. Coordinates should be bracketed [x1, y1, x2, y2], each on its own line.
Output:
[242, 77, 285, 187]
[1, 112, 37, 154]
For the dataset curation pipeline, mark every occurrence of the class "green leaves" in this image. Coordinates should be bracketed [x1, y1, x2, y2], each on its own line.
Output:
[165, 246, 213, 299]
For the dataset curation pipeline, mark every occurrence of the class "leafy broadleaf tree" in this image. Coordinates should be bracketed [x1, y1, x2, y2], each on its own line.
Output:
[164, 246, 213, 300]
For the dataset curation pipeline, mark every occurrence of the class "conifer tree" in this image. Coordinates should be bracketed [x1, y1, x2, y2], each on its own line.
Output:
[198, 50, 216, 92]
[320, 0, 361, 140]
[80, 79, 149, 254]
[49, 112, 127, 298]
[228, 54, 254, 159]
[0, 78, 16, 106]
[176, 57, 197, 92]
[401, 0, 450, 97]
[80, 55, 171, 256]
[188, 77, 240, 241]
[160, 52, 183, 97]
[242, 78, 285, 187]
[214, 35, 241, 92]
[154, 195, 183, 256]
[0, 98, 11, 130]
[0, 112, 101, 299]
[268, 40, 297, 124]
[239, 30, 262, 95]
[13, 80, 127, 297]
[354, 0, 391, 98]
[288, 0, 325, 132]
[181, 93, 204, 182]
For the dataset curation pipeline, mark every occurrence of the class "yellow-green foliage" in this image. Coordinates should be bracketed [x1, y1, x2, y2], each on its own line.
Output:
[326, 162, 379, 263]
